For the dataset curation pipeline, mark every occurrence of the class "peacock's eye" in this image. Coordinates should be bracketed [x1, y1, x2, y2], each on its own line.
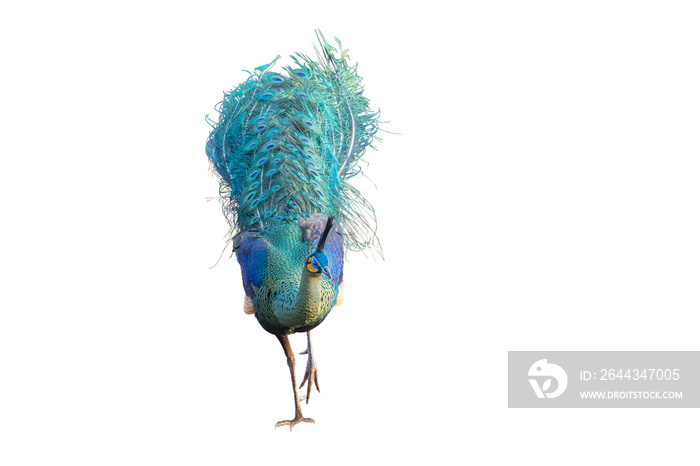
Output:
[306, 257, 319, 273]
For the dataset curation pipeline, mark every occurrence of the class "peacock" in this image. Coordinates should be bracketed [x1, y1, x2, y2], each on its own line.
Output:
[205, 31, 382, 430]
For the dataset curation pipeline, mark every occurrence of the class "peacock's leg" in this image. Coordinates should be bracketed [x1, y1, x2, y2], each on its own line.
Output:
[299, 331, 320, 404]
[274, 334, 314, 430]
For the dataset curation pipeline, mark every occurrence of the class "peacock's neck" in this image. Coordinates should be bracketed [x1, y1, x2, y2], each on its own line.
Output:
[294, 271, 324, 318]
[274, 270, 326, 329]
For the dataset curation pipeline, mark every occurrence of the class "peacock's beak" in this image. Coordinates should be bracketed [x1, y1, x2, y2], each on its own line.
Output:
[321, 266, 333, 280]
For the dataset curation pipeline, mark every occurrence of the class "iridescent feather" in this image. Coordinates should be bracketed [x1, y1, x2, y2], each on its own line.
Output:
[205, 31, 381, 254]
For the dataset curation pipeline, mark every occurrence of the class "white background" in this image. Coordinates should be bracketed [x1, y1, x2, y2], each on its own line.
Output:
[1, 1, 699, 464]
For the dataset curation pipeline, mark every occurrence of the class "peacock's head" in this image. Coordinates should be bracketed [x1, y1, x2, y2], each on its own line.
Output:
[305, 217, 334, 280]
[306, 251, 331, 280]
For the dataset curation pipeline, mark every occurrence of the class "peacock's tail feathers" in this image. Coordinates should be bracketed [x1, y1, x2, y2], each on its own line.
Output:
[206, 31, 381, 255]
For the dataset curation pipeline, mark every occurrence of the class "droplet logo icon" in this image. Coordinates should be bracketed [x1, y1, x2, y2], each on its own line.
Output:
[528, 359, 568, 399]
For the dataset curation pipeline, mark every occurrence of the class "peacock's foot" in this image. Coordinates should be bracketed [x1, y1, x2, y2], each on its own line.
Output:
[299, 348, 320, 404]
[275, 415, 315, 431]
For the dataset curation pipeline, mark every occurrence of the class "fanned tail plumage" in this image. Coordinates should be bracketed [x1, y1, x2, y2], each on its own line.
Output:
[205, 31, 381, 254]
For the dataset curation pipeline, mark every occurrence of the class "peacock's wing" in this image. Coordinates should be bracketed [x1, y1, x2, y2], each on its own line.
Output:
[233, 229, 268, 301]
